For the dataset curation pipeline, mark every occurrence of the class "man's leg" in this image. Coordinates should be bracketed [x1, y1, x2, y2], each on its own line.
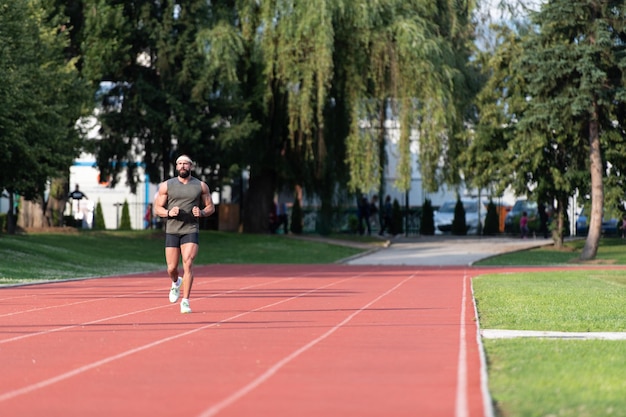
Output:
[180, 242, 199, 299]
[165, 247, 181, 283]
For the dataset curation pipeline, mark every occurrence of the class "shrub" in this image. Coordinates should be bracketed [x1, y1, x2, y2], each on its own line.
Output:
[451, 197, 467, 235]
[392, 198, 403, 235]
[483, 200, 500, 236]
[119, 200, 131, 230]
[420, 199, 435, 235]
[93, 200, 106, 230]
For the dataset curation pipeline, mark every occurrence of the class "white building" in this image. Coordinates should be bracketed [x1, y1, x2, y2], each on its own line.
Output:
[69, 153, 157, 230]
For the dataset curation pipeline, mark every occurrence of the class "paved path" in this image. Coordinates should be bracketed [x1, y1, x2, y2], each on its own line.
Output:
[343, 236, 554, 266]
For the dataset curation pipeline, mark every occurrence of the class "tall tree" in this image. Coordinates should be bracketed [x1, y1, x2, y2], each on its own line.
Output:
[523, 0, 626, 259]
[0, 0, 88, 233]
[470, 0, 626, 256]
[79, 1, 476, 234]
[237, 0, 477, 233]
[81, 0, 255, 194]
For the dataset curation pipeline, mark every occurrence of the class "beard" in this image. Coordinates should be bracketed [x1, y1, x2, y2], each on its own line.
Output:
[178, 169, 191, 178]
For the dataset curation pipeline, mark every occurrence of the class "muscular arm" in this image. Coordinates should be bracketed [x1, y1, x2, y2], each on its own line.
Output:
[154, 182, 170, 218]
[199, 182, 215, 217]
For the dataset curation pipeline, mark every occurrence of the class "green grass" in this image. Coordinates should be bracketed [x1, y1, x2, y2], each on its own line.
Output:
[476, 237, 626, 266]
[473, 271, 626, 332]
[485, 339, 626, 417]
[474, 270, 626, 416]
[0, 230, 365, 284]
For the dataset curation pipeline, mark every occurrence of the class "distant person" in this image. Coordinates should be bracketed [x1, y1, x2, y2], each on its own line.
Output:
[520, 211, 529, 239]
[276, 201, 289, 234]
[69, 184, 87, 201]
[621, 214, 626, 239]
[68, 184, 88, 226]
[144, 203, 154, 229]
[153, 154, 215, 314]
[379, 195, 393, 236]
[357, 196, 371, 235]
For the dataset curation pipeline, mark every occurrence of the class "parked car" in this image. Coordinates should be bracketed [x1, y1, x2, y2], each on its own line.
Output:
[434, 199, 485, 235]
[504, 199, 539, 234]
[575, 208, 619, 236]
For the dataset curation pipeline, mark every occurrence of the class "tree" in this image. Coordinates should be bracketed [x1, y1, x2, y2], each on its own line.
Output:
[469, 1, 626, 256]
[237, 1, 477, 233]
[93, 199, 105, 230]
[81, 0, 255, 194]
[79, 1, 477, 234]
[391, 198, 403, 235]
[0, 0, 89, 234]
[119, 200, 131, 230]
[520, 1, 626, 258]
[483, 200, 499, 236]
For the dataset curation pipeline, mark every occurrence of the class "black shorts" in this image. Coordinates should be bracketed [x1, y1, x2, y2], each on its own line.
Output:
[165, 233, 199, 247]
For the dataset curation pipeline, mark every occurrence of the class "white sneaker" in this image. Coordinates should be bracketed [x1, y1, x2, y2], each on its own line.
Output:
[169, 277, 182, 303]
[180, 299, 192, 314]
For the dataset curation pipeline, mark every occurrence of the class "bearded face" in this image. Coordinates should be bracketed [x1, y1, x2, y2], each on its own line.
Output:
[178, 167, 191, 178]
[176, 160, 192, 178]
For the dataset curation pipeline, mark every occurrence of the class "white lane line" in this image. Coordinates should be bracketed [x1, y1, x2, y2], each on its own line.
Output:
[455, 273, 469, 417]
[481, 329, 626, 340]
[0, 275, 280, 345]
[0, 277, 161, 318]
[197, 274, 415, 417]
[471, 277, 495, 417]
[0, 273, 360, 403]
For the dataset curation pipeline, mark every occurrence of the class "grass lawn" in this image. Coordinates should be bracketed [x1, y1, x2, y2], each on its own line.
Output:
[475, 236, 626, 266]
[0, 229, 367, 284]
[473, 268, 626, 416]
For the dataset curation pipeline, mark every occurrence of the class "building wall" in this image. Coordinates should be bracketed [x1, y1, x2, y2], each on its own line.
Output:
[69, 153, 157, 230]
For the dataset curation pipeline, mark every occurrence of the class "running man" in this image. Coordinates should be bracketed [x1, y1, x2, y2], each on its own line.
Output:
[154, 155, 215, 313]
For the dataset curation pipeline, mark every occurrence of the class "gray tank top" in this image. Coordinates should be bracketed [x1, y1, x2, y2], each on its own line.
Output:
[165, 177, 203, 235]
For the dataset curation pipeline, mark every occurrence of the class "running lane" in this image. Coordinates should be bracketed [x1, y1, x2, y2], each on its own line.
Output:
[0, 264, 485, 417]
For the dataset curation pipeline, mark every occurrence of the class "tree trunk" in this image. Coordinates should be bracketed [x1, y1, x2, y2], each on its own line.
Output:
[243, 169, 275, 233]
[552, 197, 566, 249]
[580, 106, 603, 260]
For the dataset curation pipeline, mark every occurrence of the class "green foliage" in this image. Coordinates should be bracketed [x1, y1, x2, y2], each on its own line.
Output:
[483, 200, 500, 236]
[93, 200, 106, 230]
[82, 0, 247, 191]
[76, 1, 479, 234]
[290, 198, 303, 235]
[119, 200, 131, 230]
[451, 198, 467, 235]
[471, 1, 626, 257]
[0, 0, 89, 213]
[420, 199, 435, 235]
[392, 198, 403, 235]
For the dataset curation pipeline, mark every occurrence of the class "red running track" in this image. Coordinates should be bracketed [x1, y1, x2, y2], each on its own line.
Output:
[1, 264, 514, 417]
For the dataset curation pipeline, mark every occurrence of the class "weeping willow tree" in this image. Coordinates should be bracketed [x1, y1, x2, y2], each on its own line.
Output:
[241, 0, 476, 233]
[342, 0, 474, 194]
